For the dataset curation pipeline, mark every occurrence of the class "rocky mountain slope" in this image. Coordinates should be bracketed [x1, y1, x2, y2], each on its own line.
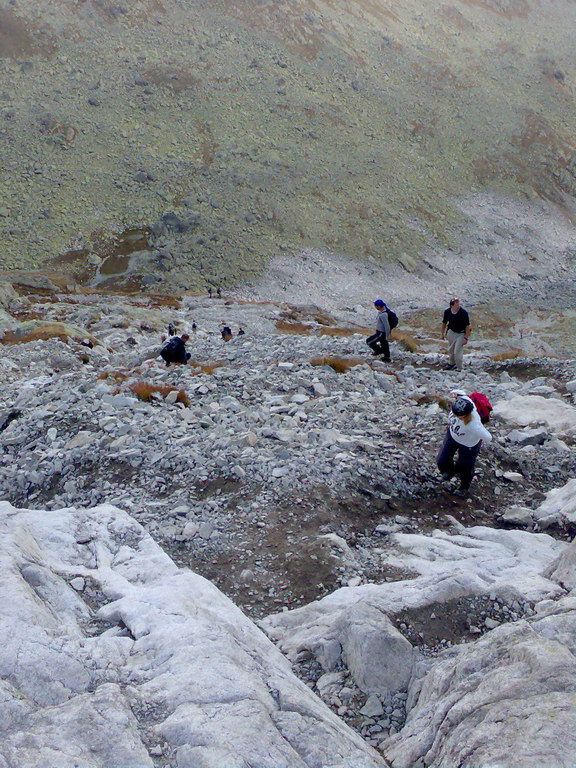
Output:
[1, 0, 576, 290]
[0, 276, 575, 765]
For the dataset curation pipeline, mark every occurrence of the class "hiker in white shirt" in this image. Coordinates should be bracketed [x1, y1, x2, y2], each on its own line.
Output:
[437, 395, 492, 498]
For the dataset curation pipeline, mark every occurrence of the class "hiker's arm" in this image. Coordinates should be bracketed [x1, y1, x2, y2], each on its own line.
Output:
[441, 321, 447, 340]
[463, 323, 471, 344]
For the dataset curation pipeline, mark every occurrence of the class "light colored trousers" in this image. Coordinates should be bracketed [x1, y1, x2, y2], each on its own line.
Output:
[447, 330, 466, 370]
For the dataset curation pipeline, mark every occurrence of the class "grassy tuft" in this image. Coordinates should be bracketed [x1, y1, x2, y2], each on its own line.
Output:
[391, 329, 419, 352]
[492, 349, 523, 361]
[129, 381, 190, 406]
[98, 370, 128, 382]
[413, 393, 451, 411]
[276, 320, 314, 335]
[310, 355, 365, 373]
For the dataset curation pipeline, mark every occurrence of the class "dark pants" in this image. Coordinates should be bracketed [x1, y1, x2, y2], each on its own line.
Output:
[366, 332, 390, 360]
[436, 429, 481, 490]
[161, 349, 191, 366]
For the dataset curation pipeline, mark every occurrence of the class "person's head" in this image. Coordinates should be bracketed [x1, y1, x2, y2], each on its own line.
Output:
[452, 396, 473, 423]
[449, 297, 460, 311]
[374, 299, 386, 310]
[181, 334, 190, 342]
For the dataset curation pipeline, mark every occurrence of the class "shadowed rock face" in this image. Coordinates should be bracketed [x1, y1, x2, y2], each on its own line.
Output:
[0, 0, 575, 290]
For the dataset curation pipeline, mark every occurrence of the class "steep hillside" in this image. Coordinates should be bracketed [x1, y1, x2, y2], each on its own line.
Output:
[0, 0, 575, 291]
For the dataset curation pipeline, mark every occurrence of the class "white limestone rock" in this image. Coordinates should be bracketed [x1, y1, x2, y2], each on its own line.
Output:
[532, 478, 576, 528]
[0, 501, 384, 768]
[544, 538, 576, 591]
[499, 505, 534, 527]
[339, 602, 417, 696]
[493, 394, 576, 435]
[507, 426, 548, 445]
[383, 609, 576, 768]
[262, 526, 565, 694]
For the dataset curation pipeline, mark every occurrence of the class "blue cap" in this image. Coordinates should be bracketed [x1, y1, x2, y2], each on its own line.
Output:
[374, 299, 385, 307]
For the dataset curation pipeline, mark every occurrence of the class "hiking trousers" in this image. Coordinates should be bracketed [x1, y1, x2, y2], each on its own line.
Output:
[447, 330, 466, 370]
[437, 429, 481, 490]
[366, 332, 390, 360]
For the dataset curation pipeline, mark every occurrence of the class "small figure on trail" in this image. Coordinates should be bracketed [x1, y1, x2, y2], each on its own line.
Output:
[207, 286, 213, 298]
[441, 297, 471, 371]
[221, 326, 233, 342]
[160, 334, 191, 366]
[366, 299, 391, 361]
[168, 322, 177, 337]
[436, 393, 492, 498]
[238, 327, 245, 336]
[217, 287, 222, 298]
[192, 321, 197, 333]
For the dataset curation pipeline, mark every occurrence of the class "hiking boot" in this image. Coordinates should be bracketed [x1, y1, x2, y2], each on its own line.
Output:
[452, 487, 469, 498]
[383, 357, 391, 362]
[444, 363, 456, 370]
[440, 472, 454, 482]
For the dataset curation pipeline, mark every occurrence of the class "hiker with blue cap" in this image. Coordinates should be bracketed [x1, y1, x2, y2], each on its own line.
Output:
[366, 299, 391, 361]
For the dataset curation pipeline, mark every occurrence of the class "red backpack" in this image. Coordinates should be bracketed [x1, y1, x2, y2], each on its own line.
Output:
[469, 392, 493, 424]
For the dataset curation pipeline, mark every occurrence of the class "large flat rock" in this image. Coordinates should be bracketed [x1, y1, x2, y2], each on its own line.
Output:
[493, 394, 576, 435]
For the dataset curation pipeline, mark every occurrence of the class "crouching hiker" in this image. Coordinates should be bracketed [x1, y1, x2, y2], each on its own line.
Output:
[366, 299, 391, 361]
[436, 394, 492, 498]
[160, 334, 191, 366]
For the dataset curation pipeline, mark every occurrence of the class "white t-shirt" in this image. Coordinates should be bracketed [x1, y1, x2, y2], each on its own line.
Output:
[449, 396, 492, 447]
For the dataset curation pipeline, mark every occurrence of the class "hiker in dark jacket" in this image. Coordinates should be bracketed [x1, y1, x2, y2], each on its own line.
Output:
[160, 334, 191, 366]
[366, 299, 391, 361]
[441, 297, 471, 371]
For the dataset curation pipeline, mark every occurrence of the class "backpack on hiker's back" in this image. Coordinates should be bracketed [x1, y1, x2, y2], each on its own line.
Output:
[469, 392, 493, 424]
[386, 306, 398, 330]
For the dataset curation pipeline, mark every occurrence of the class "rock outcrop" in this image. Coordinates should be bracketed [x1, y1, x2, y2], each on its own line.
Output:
[383, 600, 576, 768]
[262, 516, 576, 767]
[0, 501, 385, 768]
[493, 394, 576, 436]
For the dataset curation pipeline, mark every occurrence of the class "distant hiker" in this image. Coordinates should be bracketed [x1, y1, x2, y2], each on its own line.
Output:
[168, 322, 177, 337]
[221, 326, 233, 342]
[217, 287, 222, 298]
[160, 334, 191, 366]
[208, 287, 213, 298]
[366, 299, 391, 361]
[192, 321, 197, 333]
[437, 393, 492, 498]
[441, 297, 471, 371]
[238, 327, 245, 336]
